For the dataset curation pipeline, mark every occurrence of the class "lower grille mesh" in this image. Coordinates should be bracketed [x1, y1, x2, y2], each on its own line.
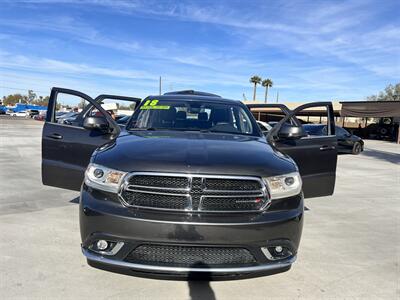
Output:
[125, 244, 256, 267]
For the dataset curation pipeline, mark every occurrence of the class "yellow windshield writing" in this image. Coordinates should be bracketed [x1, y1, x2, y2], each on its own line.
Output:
[140, 99, 170, 110]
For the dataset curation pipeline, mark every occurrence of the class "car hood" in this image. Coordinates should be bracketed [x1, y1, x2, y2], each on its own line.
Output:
[94, 131, 296, 177]
[352, 135, 363, 142]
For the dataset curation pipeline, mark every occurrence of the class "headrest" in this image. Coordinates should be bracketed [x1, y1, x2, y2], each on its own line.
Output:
[211, 108, 229, 123]
[161, 107, 176, 121]
[198, 112, 208, 121]
[176, 111, 187, 120]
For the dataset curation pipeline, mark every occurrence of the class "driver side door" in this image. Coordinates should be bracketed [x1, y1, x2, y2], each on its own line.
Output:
[42, 88, 131, 191]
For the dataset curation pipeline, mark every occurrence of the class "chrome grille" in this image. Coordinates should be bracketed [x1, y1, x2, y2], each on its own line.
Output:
[204, 178, 261, 191]
[121, 191, 189, 210]
[129, 175, 190, 190]
[119, 173, 269, 212]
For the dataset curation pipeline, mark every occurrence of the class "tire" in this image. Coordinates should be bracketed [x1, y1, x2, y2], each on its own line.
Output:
[352, 142, 362, 155]
[379, 127, 388, 135]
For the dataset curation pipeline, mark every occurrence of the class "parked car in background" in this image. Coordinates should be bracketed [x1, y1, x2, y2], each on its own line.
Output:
[10, 111, 27, 117]
[57, 111, 79, 124]
[116, 115, 130, 126]
[33, 111, 47, 121]
[27, 110, 39, 118]
[364, 118, 399, 142]
[55, 111, 67, 120]
[33, 114, 45, 121]
[303, 124, 364, 155]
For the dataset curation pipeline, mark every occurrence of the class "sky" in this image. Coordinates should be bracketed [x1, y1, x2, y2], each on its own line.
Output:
[0, 0, 399, 102]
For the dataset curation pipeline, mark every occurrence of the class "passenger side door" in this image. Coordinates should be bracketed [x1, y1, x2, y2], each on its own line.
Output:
[248, 103, 337, 198]
[42, 88, 133, 191]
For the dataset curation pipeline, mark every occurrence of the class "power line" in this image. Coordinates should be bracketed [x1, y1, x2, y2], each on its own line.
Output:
[0, 85, 50, 94]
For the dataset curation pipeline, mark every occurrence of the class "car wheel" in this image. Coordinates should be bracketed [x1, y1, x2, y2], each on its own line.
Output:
[352, 142, 362, 155]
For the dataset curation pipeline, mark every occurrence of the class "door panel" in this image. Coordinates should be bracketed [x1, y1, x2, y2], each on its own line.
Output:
[42, 88, 119, 191]
[247, 102, 337, 198]
[42, 123, 115, 190]
[274, 102, 337, 198]
[274, 135, 337, 198]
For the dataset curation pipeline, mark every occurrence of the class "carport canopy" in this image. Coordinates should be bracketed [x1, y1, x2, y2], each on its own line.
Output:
[340, 101, 400, 143]
[340, 101, 400, 117]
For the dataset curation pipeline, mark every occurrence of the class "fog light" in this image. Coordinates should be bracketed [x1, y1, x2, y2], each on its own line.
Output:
[261, 244, 293, 261]
[96, 240, 108, 250]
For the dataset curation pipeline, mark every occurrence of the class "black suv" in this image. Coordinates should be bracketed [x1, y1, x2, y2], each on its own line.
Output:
[42, 88, 337, 278]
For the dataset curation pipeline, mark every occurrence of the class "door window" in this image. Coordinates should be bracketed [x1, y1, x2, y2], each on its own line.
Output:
[89, 98, 137, 123]
[293, 105, 335, 137]
[52, 93, 91, 127]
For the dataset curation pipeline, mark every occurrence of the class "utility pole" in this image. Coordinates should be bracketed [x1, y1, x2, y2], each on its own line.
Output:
[159, 76, 162, 95]
[276, 91, 279, 103]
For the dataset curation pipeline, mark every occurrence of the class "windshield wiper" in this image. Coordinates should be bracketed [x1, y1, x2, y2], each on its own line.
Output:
[129, 127, 159, 131]
[129, 127, 183, 131]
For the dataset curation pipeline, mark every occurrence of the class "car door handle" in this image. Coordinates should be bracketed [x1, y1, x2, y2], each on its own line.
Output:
[320, 145, 335, 151]
[47, 133, 63, 140]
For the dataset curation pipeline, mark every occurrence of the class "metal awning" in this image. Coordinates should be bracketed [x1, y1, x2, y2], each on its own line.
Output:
[340, 101, 400, 117]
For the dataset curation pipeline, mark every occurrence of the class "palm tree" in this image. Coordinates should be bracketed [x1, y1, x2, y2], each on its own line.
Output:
[262, 79, 273, 103]
[249, 75, 262, 101]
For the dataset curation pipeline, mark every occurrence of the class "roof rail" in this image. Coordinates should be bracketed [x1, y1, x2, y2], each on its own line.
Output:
[163, 90, 221, 98]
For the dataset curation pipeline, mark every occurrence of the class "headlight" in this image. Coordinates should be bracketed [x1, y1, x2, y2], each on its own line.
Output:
[263, 172, 302, 200]
[85, 163, 127, 193]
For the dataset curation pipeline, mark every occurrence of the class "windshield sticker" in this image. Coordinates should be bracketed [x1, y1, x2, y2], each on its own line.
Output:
[140, 99, 170, 110]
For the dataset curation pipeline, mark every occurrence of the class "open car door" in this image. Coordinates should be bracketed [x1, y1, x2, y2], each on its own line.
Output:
[42, 87, 140, 191]
[248, 102, 337, 198]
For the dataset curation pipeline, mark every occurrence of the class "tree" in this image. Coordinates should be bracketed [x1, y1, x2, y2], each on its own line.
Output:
[262, 79, 273, 103]
[28, 90, 37, 103]
[250, 75, 262, 101]
[366, 83, 400, 101]
[32, 96, 50, 106]
[2, 94, 24, 106]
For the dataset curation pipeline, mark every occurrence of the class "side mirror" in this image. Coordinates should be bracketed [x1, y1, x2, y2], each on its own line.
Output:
[278, 124, 306, 140]
[83, 116, 109, 132]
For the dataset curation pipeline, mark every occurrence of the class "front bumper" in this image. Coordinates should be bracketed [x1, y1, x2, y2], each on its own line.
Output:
[82, 247, 296, 274]
[80, 186, 304, 277]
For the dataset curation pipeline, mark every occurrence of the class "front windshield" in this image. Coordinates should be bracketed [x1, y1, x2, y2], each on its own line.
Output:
[127, 99, 259, 136]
